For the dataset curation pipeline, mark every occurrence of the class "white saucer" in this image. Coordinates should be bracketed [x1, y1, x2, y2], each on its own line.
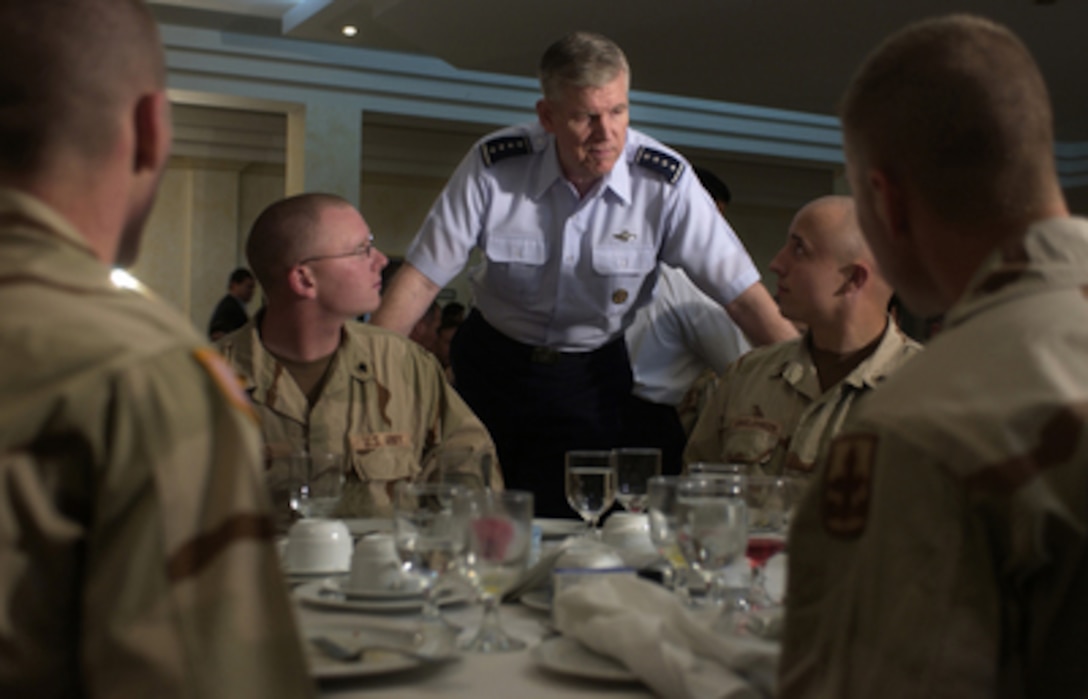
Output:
[531, 636, 637, 682]
[339, 579, 426, 600]
[296, 580, 471, 613]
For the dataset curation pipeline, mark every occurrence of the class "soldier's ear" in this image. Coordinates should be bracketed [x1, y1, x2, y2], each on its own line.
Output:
[869, 167, 911, 243]
[287, 263, 318, 299]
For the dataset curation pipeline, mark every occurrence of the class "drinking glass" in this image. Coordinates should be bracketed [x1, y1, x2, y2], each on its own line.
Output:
[614, 447, 662, 513]
[688, 461, 749, 477]
[564, 450, 616, 537]
[675, 474, 748, 628]
[267, 452, 345, 531]
[743, 475, 803, 606]
[291, 452, 345, 518]
[646, 475, 689, 598]
[456, 489, 534, 652]
[434, 446, 495, 491]
[392, 482, 467, 632]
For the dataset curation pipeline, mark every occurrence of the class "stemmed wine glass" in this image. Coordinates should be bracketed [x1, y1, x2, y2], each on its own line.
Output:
[266, 452, 345, 532]
[392, 482, 467, 633]
[743, 475, 802, 606]
[646, 475, 689, 599]
[433, 446, 495, 491]
[456, 489, 534, 652]
[613, 447, 662, 513]
[675, 474, 749, 630]
[564, 450, 616, 538]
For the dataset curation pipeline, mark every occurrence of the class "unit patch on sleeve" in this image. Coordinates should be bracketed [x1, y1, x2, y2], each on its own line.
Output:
[634, 146, 685, 184]
[480, 135, 533, 167]
[822, 433, 877, 539]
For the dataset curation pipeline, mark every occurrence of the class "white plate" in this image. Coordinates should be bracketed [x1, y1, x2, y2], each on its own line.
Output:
[296, 580, 471, 613]
[339, 581, 426, 600]
[534, 518, 586, 539]
[305, 629, 422, 680]
[343, 518, 393, 537]
[531, 636, 637, 682]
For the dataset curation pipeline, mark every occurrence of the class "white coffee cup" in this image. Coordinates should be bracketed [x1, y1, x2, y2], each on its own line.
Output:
[348, 534, 418, 591]
[283, 519, 352, 573]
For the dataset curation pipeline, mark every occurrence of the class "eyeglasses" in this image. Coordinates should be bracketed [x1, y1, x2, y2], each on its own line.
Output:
[297, 235, 374, 265]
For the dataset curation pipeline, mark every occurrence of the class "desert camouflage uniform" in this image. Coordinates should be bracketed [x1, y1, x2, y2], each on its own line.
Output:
[781, 218, 1088, 698]
[0, 188, 313, 699]
[684, 319, 921, 476]
[218, 319, 500, 518]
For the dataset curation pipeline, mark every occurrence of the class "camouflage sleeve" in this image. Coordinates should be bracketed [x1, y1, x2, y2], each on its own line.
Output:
[82, 347, 313, 698]
[682, 361, 740, 468]
[415, 352, 503, 490]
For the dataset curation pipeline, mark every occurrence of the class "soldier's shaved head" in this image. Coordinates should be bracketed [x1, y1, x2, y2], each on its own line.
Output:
[0, 0, 165, 176]
[840, 14, 1057, 226]
[246, 193, 356, 294]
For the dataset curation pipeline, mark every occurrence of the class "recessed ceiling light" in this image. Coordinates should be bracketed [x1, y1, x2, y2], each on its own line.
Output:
[341, 25, 358, 37]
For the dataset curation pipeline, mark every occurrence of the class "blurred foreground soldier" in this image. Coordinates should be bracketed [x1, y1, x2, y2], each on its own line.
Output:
[685, 196, 920, 477]
[0, 1, 312, 697]
[218, 194, 499, 519]
[781, 15, 1088, 698]
[372, 31, 795, 515]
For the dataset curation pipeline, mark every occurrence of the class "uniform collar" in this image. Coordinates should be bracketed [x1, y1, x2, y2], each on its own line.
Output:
[944, 217, 1088, 331]
[529, 127, 633, 205]
[774, 318, 912, 395]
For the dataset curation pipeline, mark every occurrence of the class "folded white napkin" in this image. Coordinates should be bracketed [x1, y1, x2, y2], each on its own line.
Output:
[553, 576, 779, 699]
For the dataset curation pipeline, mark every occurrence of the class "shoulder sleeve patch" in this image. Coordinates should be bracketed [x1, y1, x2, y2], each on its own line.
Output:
[193, 347, 256, 423]
[634, 146, 685, 184]
[822, 433, 877, 539]
[480, 135, 533, 167]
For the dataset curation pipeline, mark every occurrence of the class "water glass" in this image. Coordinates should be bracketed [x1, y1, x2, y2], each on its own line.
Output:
[676, 474, 748, 627]
[646, 475, 688, 597]
[457, 489, 534, 652]
[392, 482, 466, 631]
[564, 450, 616, 536]
[613, 447, 662, 513]
[434, 446, 496, 491]
[267, 452, 345, 530]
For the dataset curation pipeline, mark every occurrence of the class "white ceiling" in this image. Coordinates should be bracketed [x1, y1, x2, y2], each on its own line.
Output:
[151, 0, 1088, 143]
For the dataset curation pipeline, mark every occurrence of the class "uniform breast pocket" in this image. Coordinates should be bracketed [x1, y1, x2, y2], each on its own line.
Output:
[485, 235, 547, 296]
[591, 246, 656, 316]
[340, 442, 419, 518]
[721, 416, 783, 469]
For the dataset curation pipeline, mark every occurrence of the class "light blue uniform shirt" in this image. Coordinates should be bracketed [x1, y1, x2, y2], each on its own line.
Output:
[406, 122, 760, 352]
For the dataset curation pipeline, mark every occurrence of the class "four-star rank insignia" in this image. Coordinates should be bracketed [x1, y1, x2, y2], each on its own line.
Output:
[822, 433, 877, 539]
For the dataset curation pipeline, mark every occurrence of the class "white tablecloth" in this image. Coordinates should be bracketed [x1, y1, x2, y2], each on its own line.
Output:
[296, 593, 655, 699]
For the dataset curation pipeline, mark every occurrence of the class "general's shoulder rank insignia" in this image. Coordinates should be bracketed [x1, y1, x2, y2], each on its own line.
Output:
[822, 433, 877, 539]
[480, 135, 533, 167]
[634, 146, 685, 184]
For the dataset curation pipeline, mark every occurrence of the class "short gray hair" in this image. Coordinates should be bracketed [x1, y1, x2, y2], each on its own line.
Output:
[539, 32, 630, 101]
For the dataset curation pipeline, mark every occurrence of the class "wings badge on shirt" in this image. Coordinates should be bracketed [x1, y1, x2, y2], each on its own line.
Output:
[822, 433, 877, 539]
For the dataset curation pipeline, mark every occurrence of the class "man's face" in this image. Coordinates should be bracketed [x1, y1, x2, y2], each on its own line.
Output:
[537, 72, 629, 187]
[768, 203, 853, 327]
[303, 205, 388, 319]
[231, 278, 256, 303]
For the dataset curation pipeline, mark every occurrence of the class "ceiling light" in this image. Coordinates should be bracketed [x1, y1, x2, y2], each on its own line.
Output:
[341, 25, 358, 37]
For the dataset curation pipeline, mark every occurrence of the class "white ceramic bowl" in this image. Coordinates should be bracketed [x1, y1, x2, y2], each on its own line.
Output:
[283, 519, 352, 573]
